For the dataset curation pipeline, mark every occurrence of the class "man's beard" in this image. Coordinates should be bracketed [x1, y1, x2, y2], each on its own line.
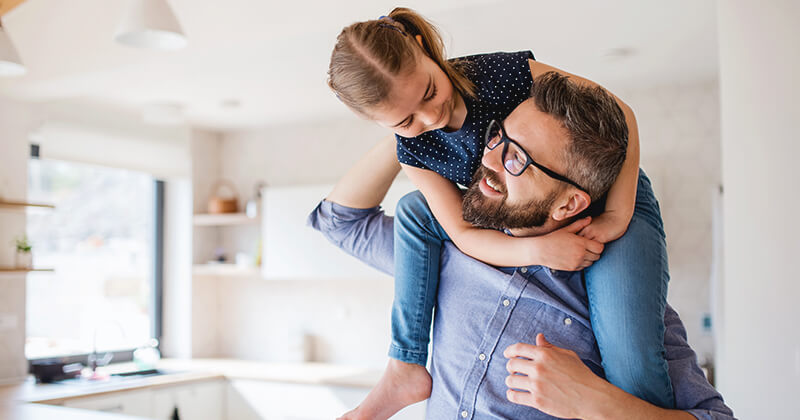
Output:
[462, 166, 557, 230]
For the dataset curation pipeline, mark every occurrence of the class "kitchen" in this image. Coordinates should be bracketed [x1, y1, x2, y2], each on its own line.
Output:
[0, 0, 797, 419]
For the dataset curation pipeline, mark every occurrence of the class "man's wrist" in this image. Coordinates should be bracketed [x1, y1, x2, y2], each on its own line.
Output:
[580, 378, 628, 420]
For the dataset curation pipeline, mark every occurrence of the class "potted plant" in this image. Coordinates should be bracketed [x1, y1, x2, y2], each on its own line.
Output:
[15, 235, 33, 269]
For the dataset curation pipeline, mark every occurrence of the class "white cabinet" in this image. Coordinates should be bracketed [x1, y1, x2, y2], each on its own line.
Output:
[60, 380, 225, 420]
[63, 389, 153, 418]
[152, 380, 225, 420]
[227, 379, 425, 420]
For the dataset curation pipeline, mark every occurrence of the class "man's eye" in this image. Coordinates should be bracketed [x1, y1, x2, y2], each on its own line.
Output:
[514, 152, 526, 164]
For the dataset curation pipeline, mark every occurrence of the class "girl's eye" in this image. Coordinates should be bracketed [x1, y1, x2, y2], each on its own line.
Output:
[402, 118, 414, 129]
[424, 84, 438, 102]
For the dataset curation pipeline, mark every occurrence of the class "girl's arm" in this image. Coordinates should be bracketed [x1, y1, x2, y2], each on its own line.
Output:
[529, 60, 639, 243]
[403, 164, 604, 271]
[326, 136, 401, 209]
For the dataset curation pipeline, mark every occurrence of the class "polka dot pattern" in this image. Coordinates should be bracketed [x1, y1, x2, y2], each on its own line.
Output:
[396, 51, 535, 186]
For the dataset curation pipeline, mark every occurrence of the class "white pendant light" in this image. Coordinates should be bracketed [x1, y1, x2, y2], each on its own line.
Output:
[115, 0, 187, 50]
[0, 26, 26, 76]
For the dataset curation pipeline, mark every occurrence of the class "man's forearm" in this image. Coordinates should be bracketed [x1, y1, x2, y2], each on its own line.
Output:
[326, 136, 400, 209]
[590, 383, 695, 420]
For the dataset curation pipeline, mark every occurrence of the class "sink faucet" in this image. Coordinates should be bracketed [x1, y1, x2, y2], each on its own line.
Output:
[88, 321, 125, 377]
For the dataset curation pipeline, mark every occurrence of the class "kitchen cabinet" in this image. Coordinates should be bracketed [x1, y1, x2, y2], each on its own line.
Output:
[62, 388, 152, 417]
[60, 379, 225, 420]
[227, 379, 424, 420]
[152, 380, 225, 420]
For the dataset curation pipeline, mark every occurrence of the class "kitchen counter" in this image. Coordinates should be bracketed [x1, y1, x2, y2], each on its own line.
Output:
[0, 359, 383, 419]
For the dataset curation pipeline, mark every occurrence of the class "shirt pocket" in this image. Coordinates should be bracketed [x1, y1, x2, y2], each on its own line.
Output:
[534, 305, 603, 371]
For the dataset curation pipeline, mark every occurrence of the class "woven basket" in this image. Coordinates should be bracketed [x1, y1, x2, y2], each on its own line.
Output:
[207, 180, 239, 214]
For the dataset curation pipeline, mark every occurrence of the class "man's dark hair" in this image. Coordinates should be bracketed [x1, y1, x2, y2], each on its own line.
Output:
[530, 72, 628, 201]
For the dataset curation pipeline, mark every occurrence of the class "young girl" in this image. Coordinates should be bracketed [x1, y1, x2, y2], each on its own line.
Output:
[327, 8, 673, 420]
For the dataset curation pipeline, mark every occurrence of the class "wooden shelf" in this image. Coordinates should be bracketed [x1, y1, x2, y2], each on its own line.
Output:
[0, 267, 54, 273]
[0, 200, 55, 210]
[193, 213, 258, 226]
[192, 264, 260, 277]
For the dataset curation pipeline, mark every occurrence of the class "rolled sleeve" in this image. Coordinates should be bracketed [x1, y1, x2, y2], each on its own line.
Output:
[664, 305, 736, 419]
[307, 199, 395, 276]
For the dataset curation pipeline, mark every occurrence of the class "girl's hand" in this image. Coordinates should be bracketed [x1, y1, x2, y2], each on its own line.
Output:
[534, 217, 604, 271]
[577, 211, 630, 244]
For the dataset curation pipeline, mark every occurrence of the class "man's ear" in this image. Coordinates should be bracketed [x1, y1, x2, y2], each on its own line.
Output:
[552, 190, 591, 222]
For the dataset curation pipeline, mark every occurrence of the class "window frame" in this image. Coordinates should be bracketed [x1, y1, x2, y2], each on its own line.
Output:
[25, 158, 165, 369]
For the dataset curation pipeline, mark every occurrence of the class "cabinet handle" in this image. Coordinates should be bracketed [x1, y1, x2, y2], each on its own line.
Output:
[99, 404, 123, 412]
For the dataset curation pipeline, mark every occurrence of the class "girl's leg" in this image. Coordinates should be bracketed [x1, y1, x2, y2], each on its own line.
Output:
[584, 169, 675, 408]
[390, 190, 451, 365]
[339, 191, 449, 420]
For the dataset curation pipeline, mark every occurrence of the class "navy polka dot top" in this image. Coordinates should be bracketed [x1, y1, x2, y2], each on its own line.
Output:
[396, 50, 535, 186]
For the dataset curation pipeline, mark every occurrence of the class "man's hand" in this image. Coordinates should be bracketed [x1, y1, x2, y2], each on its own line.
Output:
[503, 333, 613, 419]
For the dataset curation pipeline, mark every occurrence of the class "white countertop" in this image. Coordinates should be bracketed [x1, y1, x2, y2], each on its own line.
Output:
[0, 358, 382, 419]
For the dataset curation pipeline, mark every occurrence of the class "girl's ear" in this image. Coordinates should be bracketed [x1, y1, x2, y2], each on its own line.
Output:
[415, 34, 424, 48]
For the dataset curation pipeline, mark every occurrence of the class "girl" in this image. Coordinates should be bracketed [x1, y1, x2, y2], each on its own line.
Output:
[327, 8, 673, 420]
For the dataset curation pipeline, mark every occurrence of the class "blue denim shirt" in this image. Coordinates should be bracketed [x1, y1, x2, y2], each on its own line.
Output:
[308, 200, 735, 420]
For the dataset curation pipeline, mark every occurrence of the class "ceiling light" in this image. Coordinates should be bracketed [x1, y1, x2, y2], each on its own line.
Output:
[0, 26, 25, 76]
[115, 0, 187, 50]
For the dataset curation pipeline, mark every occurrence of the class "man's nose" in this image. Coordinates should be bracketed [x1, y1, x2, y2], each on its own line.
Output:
[482, 145, 505, 174]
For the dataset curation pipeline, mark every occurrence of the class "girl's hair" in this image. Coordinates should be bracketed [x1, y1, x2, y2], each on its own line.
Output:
[327, 7, 476, 116]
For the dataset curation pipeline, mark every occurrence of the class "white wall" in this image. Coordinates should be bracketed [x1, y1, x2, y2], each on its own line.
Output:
[717, 1, 800, 418]
[618, 81, 721, 362]
[0, 98, 38, 384]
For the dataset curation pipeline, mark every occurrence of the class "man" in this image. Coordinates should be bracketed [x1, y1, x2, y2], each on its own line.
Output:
[309, 73, 734, 419]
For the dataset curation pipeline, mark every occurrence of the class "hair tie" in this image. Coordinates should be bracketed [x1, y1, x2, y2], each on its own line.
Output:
[377, 15, 407, 36]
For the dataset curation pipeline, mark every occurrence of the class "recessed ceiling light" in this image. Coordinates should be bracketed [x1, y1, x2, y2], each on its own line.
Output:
[602, 47, 637, 60]
[220, 99, 241, 109]
[115, 0, 187, 50]
[142, 102, 185, 125]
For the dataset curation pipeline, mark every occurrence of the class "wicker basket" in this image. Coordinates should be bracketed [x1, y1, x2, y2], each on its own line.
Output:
[207, 180, 239, 214]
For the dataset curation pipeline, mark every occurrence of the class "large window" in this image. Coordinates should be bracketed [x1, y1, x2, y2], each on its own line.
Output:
[26, 158, 162, 361]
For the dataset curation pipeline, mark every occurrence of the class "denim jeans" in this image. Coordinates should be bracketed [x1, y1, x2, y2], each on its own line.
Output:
[584, 169, 675, 408]
[389, 190, 452, 366]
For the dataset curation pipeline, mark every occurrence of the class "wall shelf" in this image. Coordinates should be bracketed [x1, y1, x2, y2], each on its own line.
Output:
[192, 264, 260, 277]
[0, 200, 55, 210]
[0, 267, 54, 273]
[193, 213, 258, 226]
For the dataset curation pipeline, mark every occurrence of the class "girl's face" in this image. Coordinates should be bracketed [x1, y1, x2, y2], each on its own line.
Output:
[369, 51, 459, 138]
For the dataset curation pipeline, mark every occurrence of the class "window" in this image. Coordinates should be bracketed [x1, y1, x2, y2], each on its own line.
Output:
[26, 158, 163, 361]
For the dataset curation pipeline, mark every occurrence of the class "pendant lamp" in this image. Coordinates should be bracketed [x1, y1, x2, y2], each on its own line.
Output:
[0, 25, 25, 76]
[115, 0, 186, 50]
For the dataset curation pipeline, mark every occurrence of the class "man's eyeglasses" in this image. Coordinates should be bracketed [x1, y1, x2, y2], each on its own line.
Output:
[484, 119, 585, 191]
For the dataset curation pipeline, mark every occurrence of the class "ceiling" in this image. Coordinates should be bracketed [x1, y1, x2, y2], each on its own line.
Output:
[0, 0, 719, 130]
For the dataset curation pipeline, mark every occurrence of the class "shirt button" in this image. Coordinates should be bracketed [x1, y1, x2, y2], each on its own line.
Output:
[502, 299, 510, 307]
[519, 267, 528, 273]
[564, 317, 573, 326]
[478, 353, 486, 361]
[461, 410, 468, 418]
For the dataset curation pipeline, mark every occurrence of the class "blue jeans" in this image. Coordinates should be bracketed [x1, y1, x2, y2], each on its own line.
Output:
[390, 190, 451, 366]
[389, 170, 674, 408]
[584, 170, 674, 408]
